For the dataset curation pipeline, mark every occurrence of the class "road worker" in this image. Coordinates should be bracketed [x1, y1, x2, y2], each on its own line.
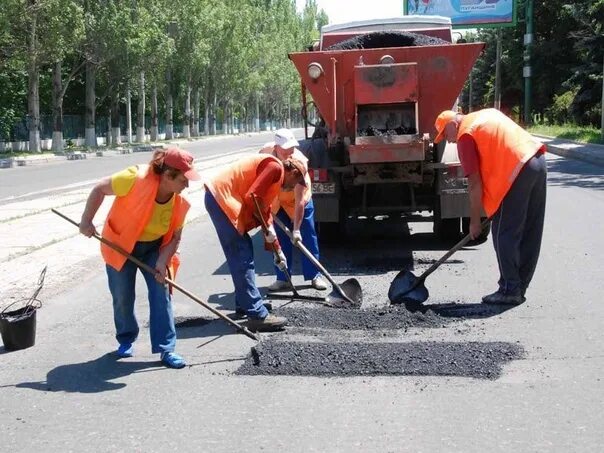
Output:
[434, 108, 547, 305]
[79, 147, 199, 369]
[260, 128, 328, 292]
[204, 153, 308, 331]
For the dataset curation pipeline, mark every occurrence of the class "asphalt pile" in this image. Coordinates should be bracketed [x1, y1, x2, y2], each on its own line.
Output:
[277, 306, 449, 331]
[238, 341, 523, 379]
[327, 31, 450, 51]
[358, 125, 418, 137]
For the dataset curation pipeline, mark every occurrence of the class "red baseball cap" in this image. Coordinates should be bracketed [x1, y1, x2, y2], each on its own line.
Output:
[163, 147, 201, 181]
[434, 110, 457, 144]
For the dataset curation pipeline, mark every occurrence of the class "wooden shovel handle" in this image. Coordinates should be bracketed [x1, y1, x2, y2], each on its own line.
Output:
[417, 218, 491, 283]
[51, 208, 259, 341]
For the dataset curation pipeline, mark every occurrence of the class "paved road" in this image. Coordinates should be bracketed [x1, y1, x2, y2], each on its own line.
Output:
[0, 133, 278, 202]
[0, 135, 603, 452]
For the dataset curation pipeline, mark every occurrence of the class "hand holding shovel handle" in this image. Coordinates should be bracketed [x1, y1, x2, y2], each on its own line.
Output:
[250, 194, 299, 296]
[272, 216, 357, 306]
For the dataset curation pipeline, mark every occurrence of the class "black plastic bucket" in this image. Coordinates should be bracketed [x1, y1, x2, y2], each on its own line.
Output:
[0, 301, 39, 351]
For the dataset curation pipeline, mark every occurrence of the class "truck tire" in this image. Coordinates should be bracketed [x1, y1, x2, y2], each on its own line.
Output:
[433, 200, 461, 240]
[433, 217, 461, 240]
[316, 221, 344, 244]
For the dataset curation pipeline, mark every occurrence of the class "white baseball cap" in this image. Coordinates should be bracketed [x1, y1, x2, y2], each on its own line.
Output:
[274, 128, 299, 149]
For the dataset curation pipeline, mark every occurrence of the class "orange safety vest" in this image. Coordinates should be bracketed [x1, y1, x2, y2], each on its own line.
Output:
[205, 154, 284, 234]
[101, 164, 190, 271]
[457, 108, 544, 217]
[259, 144, 312, 219]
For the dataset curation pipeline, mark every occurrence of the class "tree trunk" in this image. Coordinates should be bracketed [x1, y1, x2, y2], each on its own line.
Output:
[255, 96, 260, 132]
[106, 108, 112, 147]
[165, 69, 173, 139]
[204, 94, 210, 136]
[126, 83, 132, 143]
[51, 60, 63, 152]
[111, 87, 121, 145]
[183, 77, 191, 138]
[27, 4, 40, 153]
[84, 61, 96, 148]
[210, 93, 217, 135]
[136, 71, 145, 142]
[225, 102, 231, 135]
[192, 88, 200, 137]
[151, 82, 158, 141]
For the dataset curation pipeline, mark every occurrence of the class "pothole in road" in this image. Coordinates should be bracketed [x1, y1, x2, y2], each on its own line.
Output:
[237, 341, 524, 379]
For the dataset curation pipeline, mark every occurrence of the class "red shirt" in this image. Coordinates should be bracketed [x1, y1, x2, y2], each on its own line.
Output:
[246, 159, 282, 249]
[457, 134, 480, 177]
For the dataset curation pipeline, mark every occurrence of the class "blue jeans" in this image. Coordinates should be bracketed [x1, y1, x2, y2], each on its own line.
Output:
[274, 198, 321, 282]
[204, 191, 269, 319]
[106, 239, 176, 354]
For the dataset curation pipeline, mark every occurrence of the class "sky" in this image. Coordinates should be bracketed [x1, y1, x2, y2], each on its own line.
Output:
[295, 0, 405, 26]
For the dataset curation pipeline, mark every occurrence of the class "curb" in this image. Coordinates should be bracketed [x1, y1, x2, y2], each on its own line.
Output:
[545, 144, 604, 168]
[532, 134, 604, 168]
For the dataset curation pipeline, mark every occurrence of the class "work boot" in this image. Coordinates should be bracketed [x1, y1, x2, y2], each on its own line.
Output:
[161, 352, 187, 369]
[267, 280, 292, 292]
[116, 343, 134, 358]
[482, 290, 524, 305]
[311, 275, 328, 291]
[235, 302, 273, 318]
[247, 314, 288, 332]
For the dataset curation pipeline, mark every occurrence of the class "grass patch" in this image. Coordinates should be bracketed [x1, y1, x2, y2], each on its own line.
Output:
[529, 124, 604, 145]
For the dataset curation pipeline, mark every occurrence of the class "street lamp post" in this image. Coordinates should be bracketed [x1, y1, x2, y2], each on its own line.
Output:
[523, 0, 534, 125]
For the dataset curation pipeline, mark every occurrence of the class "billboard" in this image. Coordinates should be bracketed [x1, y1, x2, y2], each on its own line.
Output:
[404, 0, 517, 28]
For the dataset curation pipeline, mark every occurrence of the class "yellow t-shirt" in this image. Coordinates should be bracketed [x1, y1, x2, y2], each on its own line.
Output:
[111, 166, 180, 242]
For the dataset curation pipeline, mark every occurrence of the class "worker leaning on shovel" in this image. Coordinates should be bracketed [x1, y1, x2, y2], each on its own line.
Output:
[260, 128, 328, 293]
[204, 153, 307, 332]
[79, 147, 200, 369]
[434, 108, 547, 305]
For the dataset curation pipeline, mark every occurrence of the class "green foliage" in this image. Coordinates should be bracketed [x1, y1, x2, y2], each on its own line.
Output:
[546, 88, 578, 124]
[0, 0, 327, 137]
[460, 0, 602, 126]
[527, 123, 603, 145]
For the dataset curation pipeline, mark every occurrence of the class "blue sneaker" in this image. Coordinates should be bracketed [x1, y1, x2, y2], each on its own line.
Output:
[117, 343, 134, 358]
[161, 352, 186, 369]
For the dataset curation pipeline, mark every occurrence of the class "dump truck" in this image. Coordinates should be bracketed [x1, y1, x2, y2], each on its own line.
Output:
[289, 16, 486, 239]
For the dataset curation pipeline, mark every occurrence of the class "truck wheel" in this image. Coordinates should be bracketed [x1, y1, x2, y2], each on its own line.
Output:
[433, 199, 461, 240]
[316, 221, 345, 244]
[433, 217, 461, 240]
[462, 217, 491, 243]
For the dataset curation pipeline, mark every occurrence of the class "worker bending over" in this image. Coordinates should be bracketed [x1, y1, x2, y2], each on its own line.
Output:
[434, 108, 547, 305]
[204, 153, 308, 331]
[260, 128, 327, 292]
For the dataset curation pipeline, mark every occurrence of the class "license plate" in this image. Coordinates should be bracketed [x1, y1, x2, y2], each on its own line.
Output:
[312, 182, 336, 194]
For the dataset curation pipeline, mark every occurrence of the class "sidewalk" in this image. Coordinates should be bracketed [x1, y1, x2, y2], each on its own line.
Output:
[0, 130, 278, 168]
[0, 147, 259, 303]
[534, 134, 604, 167]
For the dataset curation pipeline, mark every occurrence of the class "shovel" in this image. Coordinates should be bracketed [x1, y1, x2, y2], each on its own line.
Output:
[250, 195, 327, 304]
[52, 209, 259, 341]
[388, 219, 490, 305]
[273, 216, 362, 308]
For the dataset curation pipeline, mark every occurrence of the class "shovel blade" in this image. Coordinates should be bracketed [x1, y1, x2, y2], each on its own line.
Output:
[388, 270, 429, 305]
[326, 278, 363, 308]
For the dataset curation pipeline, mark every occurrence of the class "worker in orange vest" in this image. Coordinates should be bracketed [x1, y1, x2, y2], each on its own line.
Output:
[434, 108, 547, 305]
[204, 154, 307, 331]
[79, 147, 199, 369]
[260, 129, 328, 292]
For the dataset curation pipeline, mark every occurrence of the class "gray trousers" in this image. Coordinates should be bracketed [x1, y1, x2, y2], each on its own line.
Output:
[491, 152, 547, 296]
